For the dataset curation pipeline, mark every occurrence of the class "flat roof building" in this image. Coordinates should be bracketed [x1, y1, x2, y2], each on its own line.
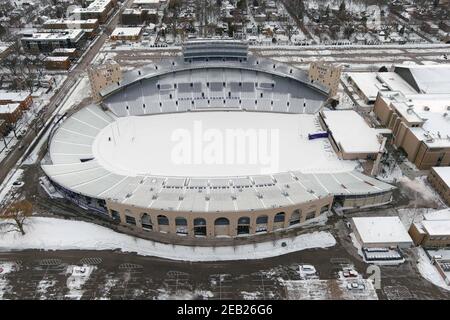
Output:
[132, 0, 162, 9]
[409, 208, 450, 247]
[21, 30, 86, 53]
[346, 71, 417, 105]
[45, 56, 71, 70]
[374, 92, 450, 169]
[110, 27, 143, 41]
[352, 216, 413, 249]
[320, 110, 382, 160]
[43, 18, 99, 30]
[72, 0, 116, 23]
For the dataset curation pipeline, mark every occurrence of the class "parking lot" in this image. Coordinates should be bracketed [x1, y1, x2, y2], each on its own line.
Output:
[1, 232, 449, 300]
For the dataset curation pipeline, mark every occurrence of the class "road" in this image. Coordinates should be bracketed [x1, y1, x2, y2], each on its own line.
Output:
[0, 0, 134, 188]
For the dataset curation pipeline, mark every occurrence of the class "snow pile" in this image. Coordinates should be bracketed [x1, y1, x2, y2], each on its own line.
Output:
[65, 265, 97, 300]
[0, 217, 336, 262]
[416, 248, 450, 292]
[36, 279, 56, 299]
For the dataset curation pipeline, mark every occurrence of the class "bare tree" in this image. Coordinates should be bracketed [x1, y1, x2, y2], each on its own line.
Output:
[0, 200, 33, 236]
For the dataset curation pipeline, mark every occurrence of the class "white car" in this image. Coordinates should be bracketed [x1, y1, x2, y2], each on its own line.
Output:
[298, 264, 318, 279]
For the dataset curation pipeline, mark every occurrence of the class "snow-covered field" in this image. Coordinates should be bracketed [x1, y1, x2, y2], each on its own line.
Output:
[0, 217, 336, 262]
[94, 112, 357, 177]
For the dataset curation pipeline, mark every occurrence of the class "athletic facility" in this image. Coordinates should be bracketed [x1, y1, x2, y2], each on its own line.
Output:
[42, 40, 394, 240]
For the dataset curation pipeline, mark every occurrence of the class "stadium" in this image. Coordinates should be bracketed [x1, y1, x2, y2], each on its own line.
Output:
[42, 40, 394, 240]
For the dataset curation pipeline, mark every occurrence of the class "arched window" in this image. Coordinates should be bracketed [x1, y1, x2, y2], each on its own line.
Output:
[256, 215, 268, 224]
[238, 217, 250, 225]
[175, 217, 187, 226]
[141, 213, 152, 230]
[157, 215, 169, 225]
[194, 218, 206, 226]
[214, 217, 230, 225]
[175, 217, 188, 235]
[274, 212, 285, 223]
[124, 209, 136, 225]
[237, 216, 250, 235]
[289, 210, 301, 226]
[194, 218, 207, 236]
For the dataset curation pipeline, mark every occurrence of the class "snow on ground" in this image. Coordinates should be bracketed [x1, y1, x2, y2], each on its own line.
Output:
[241, 291, 262, 300]
[349, 232, 363, 258]
[416, 248, 450, 292]
[0, 168, 24, 204]
[97, 276, 119, 300]
[397, 207, 435, 229]
[0, 262, 16, 299]
[0, 217, 336, 262]
[282, 278, 378, 300]
[58, 75, 91, 115]
[36, 279, 56, 299]
[65, 265, 97, 300]
[156, 288, 214, 300]
[94, 112, 357, 177]
[398, 176, 443, 204]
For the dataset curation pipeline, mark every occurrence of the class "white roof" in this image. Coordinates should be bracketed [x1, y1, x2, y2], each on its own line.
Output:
[322, 110, 381, 154]
[0, 90, 30, 102]
[380, 92, 450, 148]
[422, 220, 450, 236]
[352, 216, 413, 245]
[0, 103, 21, 113]
[432, 167, 450, 188]
[111, 27, 143, 37]
[348, 72, 418, 102]
[21, 30, 84, 41]
[45, 56, 70, 62]
[396, 64, 450, 94]
[424, 208, 450, 221]
[347, 72, 381, 101]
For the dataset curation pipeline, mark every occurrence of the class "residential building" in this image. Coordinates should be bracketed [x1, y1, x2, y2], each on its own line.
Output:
[45, 56, 71, 70]
[21, 30, 86, 53]
[110, 27, 143, 41]
[72, 0, 117, 23]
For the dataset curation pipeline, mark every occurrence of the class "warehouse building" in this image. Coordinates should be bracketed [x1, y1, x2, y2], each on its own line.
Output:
[352, 216, 413, 249]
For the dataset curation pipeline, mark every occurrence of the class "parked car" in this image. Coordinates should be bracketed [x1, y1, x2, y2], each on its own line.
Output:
[298, 264, 318, 280]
